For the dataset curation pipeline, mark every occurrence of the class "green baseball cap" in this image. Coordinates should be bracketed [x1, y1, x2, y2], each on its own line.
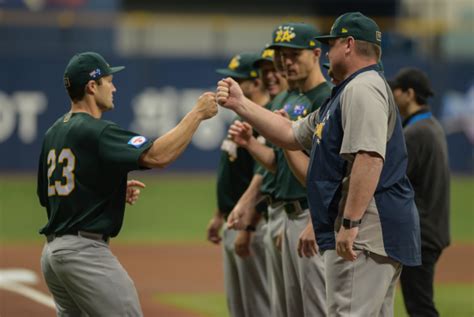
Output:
[253, 47, 275, 68]
[269, 22, 321, 49]
[64, 52, 125, 89]
[314, 12, 382, 46]
[216, 52, 260, 79]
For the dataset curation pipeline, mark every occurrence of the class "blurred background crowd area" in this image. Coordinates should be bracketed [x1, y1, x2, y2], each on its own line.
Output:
[0, 0, 473, 173]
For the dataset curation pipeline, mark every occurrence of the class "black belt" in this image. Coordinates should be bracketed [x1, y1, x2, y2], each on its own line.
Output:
[279, 199, 308, 214]
[46, 231, 109, 244]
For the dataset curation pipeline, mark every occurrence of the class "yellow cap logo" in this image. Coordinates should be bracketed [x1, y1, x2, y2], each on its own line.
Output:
[341, 28, 348, 33]
[261, 49, 274, 59]
[228, 56, 240, 70]
[275, 26, 296, 43]
[250, 70, 258, 78]
[309, 40, 316, 47]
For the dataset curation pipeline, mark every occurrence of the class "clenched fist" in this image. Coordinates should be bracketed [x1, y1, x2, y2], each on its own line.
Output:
[216, 78, 246, 111]
[194, 92, 218, 120]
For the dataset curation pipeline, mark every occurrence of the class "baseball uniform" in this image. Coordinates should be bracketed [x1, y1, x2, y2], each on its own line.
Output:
[216, 53, 270, 317]
[38, 112, 153, 316]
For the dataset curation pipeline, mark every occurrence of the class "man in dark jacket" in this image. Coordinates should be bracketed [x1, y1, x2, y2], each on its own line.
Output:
[390, 67, 451, 317]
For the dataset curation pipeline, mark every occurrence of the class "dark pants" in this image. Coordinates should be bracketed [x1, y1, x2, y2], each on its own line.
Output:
[400, 248, 442, 317]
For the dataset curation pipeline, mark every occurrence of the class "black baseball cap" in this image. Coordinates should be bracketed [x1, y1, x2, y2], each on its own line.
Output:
[269, 22, 321, 50]
[216, 52, 260, 79]
[64, 52, 125, 89]
[314, 12, 382, 46]
[389, 67, 434, 99]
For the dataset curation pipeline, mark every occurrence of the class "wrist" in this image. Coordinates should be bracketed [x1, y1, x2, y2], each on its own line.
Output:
[342, 217, 362, 229]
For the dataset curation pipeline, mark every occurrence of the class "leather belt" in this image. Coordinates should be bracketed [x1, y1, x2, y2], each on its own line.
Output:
[282, 199, 309, 215]
[46, 230, 109, 244]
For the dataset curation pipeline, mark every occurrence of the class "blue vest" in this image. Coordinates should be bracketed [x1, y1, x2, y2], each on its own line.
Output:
[306, 65, 421, 266]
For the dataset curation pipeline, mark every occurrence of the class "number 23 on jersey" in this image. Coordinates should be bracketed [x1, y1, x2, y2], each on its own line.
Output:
[47, 148, 76, 196]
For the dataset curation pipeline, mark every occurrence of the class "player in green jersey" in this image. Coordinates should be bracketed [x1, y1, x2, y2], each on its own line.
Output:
[37, 52, 217, 316]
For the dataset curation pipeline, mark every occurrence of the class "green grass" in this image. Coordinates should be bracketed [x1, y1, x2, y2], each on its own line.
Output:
[155, 285, 474, 317]
[0, 173, 472, 243]
[155, 292, 228, 317]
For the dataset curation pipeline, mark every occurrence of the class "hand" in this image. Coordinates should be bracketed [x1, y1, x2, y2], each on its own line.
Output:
[126, 179, 146, 205]
[228, 120, 253, 148]
[234, 230, 252, 258]
[194, 92, 218, 120]
[336, 226, 359, 261]
[297, 221, 318, 258]
[226, 205, 247, 230]
[207, 214, 224, 244]
[274, 109, 289, 119]
[216, 78, 246, 111]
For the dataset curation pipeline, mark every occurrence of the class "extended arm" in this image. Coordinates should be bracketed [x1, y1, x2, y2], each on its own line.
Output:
[139, 92, 217, 168]
[217, 78, 301, 150]
[283, 150, 309, 186]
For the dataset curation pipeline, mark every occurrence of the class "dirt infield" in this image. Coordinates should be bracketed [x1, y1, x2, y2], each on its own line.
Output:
[1, 242, 472, 316]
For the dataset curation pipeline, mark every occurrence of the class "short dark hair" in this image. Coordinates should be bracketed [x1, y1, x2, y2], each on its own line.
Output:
[66, 78, 102, 102]
[389, 68, 434, 105]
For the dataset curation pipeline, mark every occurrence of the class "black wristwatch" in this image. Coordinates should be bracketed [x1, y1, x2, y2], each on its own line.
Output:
[245, 224, 256, 232]
[342, 218, 362, 229]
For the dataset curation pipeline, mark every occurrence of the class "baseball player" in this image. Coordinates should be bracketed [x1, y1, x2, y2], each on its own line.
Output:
[229, 23, 332, 317]
[216, 12, 421, 316]
[226, 47, 290, 317]
[38, 52, 217, 316]
[206, 52, 270, 317]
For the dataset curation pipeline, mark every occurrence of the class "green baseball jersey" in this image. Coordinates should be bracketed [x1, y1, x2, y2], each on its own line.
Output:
[216, 116, 255, 217]
[37, 112, 153, 237]
[274, 82, 332, 200]
[258, 90, 296, 196]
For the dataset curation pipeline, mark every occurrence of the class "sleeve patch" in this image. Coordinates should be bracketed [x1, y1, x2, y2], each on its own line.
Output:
[128, 136, 148, 148]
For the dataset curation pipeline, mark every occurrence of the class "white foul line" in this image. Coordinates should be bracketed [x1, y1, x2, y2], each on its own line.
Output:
[0, 269, 55, 309]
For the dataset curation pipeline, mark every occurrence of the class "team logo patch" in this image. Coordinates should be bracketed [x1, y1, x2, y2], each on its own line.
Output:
[128, 136, 148, 148]
[274, 25, 296, 43]
[228, 56, 240, 70]
[89, 68, 102, 79]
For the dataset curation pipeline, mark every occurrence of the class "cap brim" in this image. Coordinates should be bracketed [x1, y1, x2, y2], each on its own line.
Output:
[216, 68, 251, 79]
[253, 58, 273, 68]
[314, 35, 340, 44]
[110, 66, 125, 74]
[322, 63, 330, 70]
[268, 43, 307, 50]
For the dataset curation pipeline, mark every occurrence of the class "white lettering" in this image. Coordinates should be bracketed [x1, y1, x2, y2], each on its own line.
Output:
[0, 92, 16, 143]
[14, 92, 47, 144]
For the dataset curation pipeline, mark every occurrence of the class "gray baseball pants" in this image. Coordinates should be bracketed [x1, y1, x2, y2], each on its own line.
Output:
[223, 220, 270, 317]
[325, 249, 402, 317]
[282, 207, 327, 317]
[264, 202, 288, 317]
[41, 234, 142, 317]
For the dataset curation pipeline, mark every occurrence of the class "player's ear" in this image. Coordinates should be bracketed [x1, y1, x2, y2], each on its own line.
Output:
[84, 80, 96, 95]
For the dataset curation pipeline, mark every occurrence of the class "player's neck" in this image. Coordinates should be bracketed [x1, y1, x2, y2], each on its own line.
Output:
[299, 66, 326, 93]
[70, 99, 103, 119]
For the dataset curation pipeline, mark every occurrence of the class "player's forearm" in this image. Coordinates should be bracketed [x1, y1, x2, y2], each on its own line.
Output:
[246, 138, 277, 173]
[343, 151, 384, 220]
[237, 174, 263, 207]
[283, 149, 309, 186]
[236, 98, 301, 150]
[140, 110, 204, 168]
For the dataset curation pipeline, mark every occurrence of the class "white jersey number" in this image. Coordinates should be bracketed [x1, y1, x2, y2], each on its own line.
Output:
[47, 148, 76, 196]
